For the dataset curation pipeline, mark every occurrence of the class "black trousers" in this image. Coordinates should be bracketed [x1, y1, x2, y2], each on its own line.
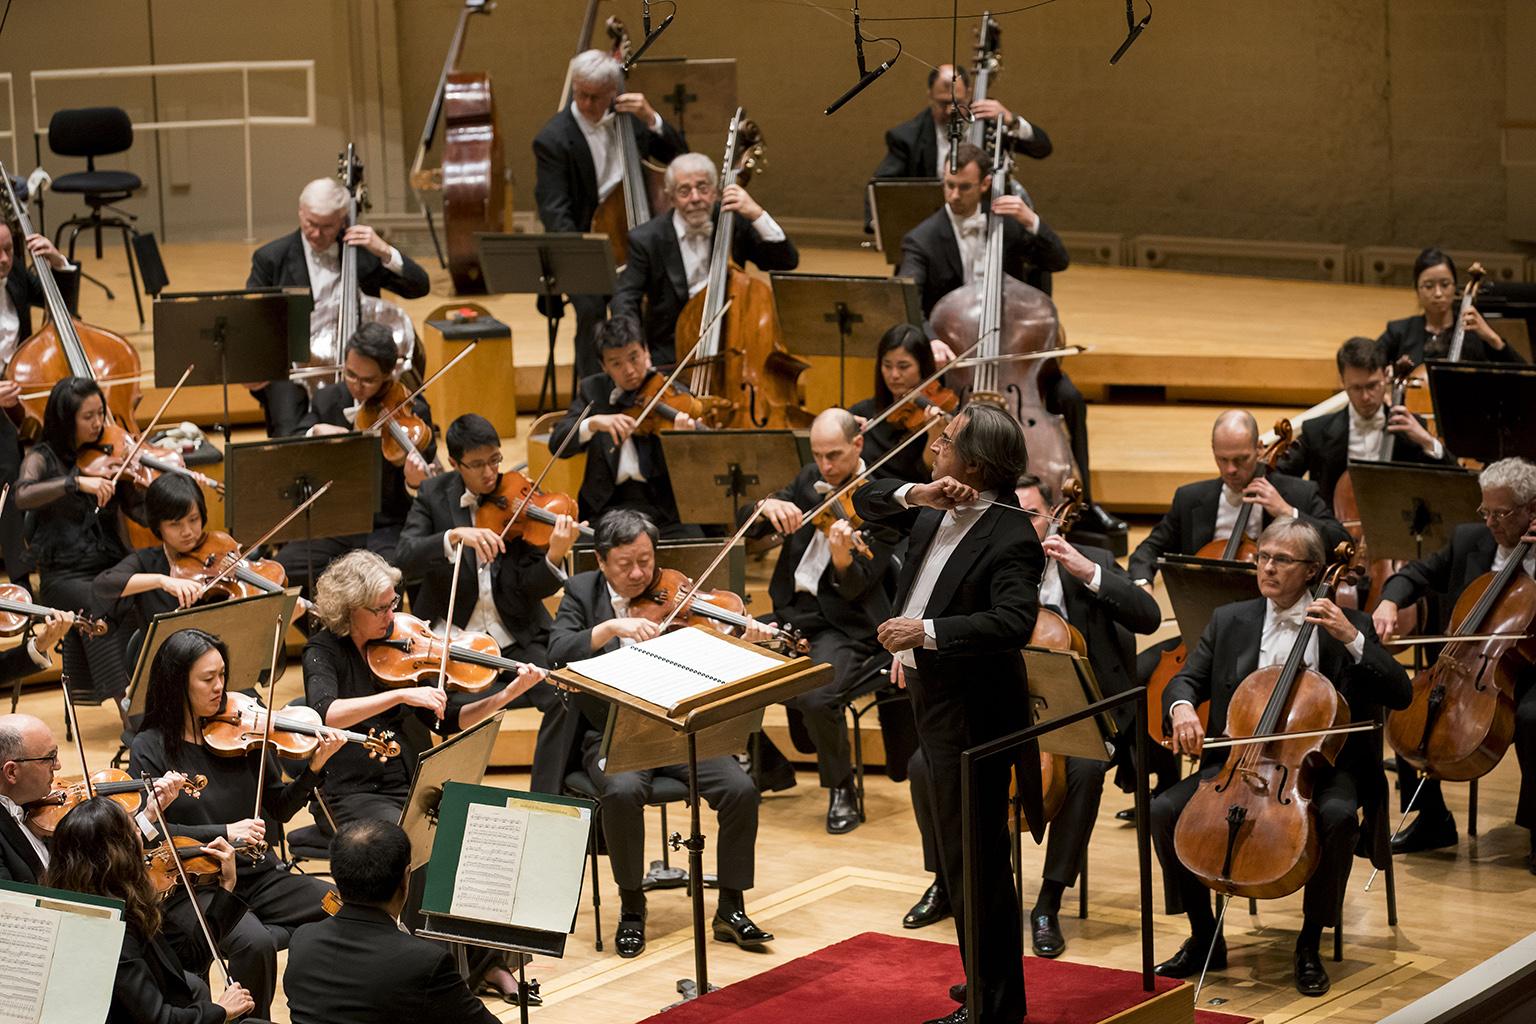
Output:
[41, 566, 129, 702]
[252, 380, 311, 438]
[580, 731, 759, 893]
[1041, 368, 1092, 506]
[1150, 764, 1359, 927]
[275, 525, 403, 596]
[320, 785, 410, 835]
[784, 627, 885, 788]
[570, 293, 609, 385]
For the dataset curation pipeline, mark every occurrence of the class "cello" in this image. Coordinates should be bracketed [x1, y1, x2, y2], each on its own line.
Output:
[1333, 358, 1416, 614]
[408, 0, 509, 294]
[675, 110, 811, 430]
[588, 17, 669, 269]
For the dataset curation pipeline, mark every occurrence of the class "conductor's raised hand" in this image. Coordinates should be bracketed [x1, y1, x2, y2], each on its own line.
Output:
[759, 497, 804, 535]
[397, 685, 449, 719]
[1168, 702, 1205, 758]
[907, 476, 977, 510]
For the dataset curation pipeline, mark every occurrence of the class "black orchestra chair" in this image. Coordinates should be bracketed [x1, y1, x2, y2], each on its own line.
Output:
[46, 106, 148, 325]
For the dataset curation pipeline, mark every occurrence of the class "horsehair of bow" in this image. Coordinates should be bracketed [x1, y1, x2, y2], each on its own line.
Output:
[656, 501, 767, 635]
[366, 340, 478, 433]
[436, 541, 468, 692]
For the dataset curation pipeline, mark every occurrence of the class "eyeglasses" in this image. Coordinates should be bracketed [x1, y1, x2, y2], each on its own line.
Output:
[671, 184, 716, 199]
[1477, 506, 1522, 524]
[932, 433, 956, 450]
[458, 454, 503, 473]
[365, 596, 401, 616]
[10, 749, 60, 766]
[1255, 552, 1313, 569]
[342, 368, 384, 387]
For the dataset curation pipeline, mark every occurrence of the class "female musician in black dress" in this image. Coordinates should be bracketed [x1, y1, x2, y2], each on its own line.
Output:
[129, 628, 343, 1021]
[1377, 247, 1526, 366]
[94, 474, 219, 631]
[848, 324, 944, 484]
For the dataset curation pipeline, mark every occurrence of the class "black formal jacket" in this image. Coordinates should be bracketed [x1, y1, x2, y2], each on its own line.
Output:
[898, 204, 1070, 322]
[5, 264, 80, 342]
[284, 903, 498, 1024]
[532, 107, 686, 235]
[1379, 522, 1503, 612]
[549, 371, 680, 525]
[1127, 473, 1351, 583]
[1376, 314, 1527, 368]
[395, 471, 563, 665]
[245, 229, 430, 299]
[875, 109, 1053, 181]
[1053, 544, 1162, 734]
[612, 208, 800, 366]
[0, 799, 44, 884]
[109, 887, 247, 1024]
[1274, 407, 1456, 507]
[293, 382, 436, 529]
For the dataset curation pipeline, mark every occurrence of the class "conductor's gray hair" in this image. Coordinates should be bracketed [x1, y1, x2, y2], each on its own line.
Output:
[568, 49, 624, 94]
[298, 177, 348, 216]
[1479, 458, 1536, 506]
[952, 404, 1029, 493]
[665, 153, 718, 193]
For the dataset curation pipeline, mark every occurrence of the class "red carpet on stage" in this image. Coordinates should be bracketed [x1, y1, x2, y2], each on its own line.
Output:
[638, 932, 1255, 1024]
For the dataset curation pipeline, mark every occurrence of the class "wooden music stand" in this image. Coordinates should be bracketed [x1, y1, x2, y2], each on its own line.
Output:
[1157, 555, 1260, 649]
[553, 627, 831, 1001]
[658, 429, 804, 528]
[1347, 461, 1482, 564]
[770, 272, 923, 408]
[626, 58, 738, 158]
[867, 178, 944, 266]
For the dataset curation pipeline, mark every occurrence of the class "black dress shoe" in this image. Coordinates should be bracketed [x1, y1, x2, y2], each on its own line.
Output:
[1084, 503, 1128, 537]
[826, 783, 860, 834]
[1294, 945, 1330, 996]
[1391, 811, 1458, 854]
[1115, 806, 1136, 822]
[1154, 935, 1226, 978]
[948, 982, 965, 1003]
[1031, 911, 1065, 958]
[921, 1008, 967, 1024]
[712, 910, 773, 948]
[903, 881, 951, 929]
[615, 913, 646, 958]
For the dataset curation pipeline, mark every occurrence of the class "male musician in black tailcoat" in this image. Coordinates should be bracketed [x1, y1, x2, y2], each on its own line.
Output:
[541, 509, 772, 959]
[612, 153, 798, 367]
[1373, 457, 1536, 860]
[897, 142, 1123, 544]
[854, 402, 1042, 1024]
[533, 49, 686, 382]
[245, 176, 430, 438]
[1153, 517, 1410, 997]
[902, 472, 1159, 957]
[1274, 337, 1454, 506]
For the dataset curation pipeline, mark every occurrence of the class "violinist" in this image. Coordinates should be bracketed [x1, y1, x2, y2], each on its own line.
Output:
[1274, 337, 1454, 506]
[848, 324, 948, 485]
[1373, 457, 1536, 860]
[612, 152, 799, 367]
[898, 142, 1124, 541]
[43, 795, 260, 1024]
[1377, 247, 1526, 368]
[746, 409, 898, 834]
[245, 176, 431, 437]
[278, 322, 436, 589]
[533, 49, 686, 380]
[543, 509, 772, 958]
[129, 628, 344, 1021]
[1152, 518, 1409, 996]
[95, 474, 217, 628]
[902, 473, 1159, 955]
[549, 314, 699, 535]
[14, 377, 133, 719]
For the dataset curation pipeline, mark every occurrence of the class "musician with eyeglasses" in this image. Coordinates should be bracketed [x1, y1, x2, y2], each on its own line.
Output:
[1376, 248, 1526, 369]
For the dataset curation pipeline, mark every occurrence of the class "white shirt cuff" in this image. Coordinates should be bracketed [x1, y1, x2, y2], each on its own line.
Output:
[1426, 438, 1444, 460]
[25, 639, 51, 669]
[134, 810, 161, 842]
[648, 111, 663, 133]
[442, 532, 458, 561]
[1084, 564, 1103, 594]
[383, 245, 404, 274]
[1169, 699, 1193, 714]
[1346, 629, 1366, 662]
[922, 619, 937, 649]
[1289, 506, 1300, 519]
[578, 419, 596, 445]
[751, 210, 786, 243]
[1014, 116, 1034, 140]
[894, 483, 915, 509]
[545, 558, 568, 581]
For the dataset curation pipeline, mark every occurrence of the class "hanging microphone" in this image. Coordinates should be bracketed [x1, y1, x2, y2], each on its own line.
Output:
[623, 9, 675, 70]
[824, 2, 898, 115]
[1109, 1, 1151, 65]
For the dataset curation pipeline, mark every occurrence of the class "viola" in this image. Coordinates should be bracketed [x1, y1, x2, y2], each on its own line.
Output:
[26, 769, 205, 840]
[630, 566, 809, 655]
[1334, 357, 1417, 615]
[168, 529, 289, 601]
[365, 612, 539, 693]
[0, 583, 107, 638]
[143, 835, 261, 900]
[473, 469, 594, 547]
[201, 691, 400, 762]
[617, 371, 707, 436]
[886, 380, 958, 434]
[1172, 546, 1359, 900]
[353, 379, 437, 470]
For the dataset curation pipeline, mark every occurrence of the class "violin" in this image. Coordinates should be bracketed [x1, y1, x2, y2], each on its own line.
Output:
[617, 371, 707, 436]
[1172, 545, 1359, 900]
[365, 612, 539, 693]
[886, 380, 958, 434]
[201, 691, 400, 762]
[26, 769, 205, 840]
[143, 835, 262, 899]
[474, 469, 595, 547]
[353, 379, 438, 470]
[630, 566, 809, 655]
[1404, 262, 1486, 430]
[806, 476, 875, 560]
[168, 529, 300, 606]
[1386, 536, 1536, 782]
[0, 582, 107, 638]
[77, 421, 225, 549]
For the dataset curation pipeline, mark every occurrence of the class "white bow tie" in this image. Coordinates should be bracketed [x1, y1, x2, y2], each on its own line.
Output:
[1273, 604, 1307, 629]
[958, 218, 984, 239]
[683, 226, 712, 243]
[1356, 410, 1385, 431]
[459, 490, 478, 510]
[812, 480, 834, 495]
[342, 404, 360, 425]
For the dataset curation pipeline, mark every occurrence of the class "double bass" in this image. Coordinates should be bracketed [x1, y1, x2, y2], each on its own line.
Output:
[587, 17, 669, 269]
[409, 0, 510, 294]
[675, 110, 811, 430]
[964, 13, 1003, 150]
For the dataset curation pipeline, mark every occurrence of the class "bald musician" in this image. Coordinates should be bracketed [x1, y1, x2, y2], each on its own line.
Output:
[874, 63, 1052, 183]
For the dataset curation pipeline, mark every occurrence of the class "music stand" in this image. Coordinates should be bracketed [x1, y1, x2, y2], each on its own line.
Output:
[867, 178, 944, 266]
[400, 713, 503, 874]
[225, 433, 379, 590]
[658, 429, 803, 527]
[1348, 461, 1481, 564]
[770, 272, 923, 407]
[627, 58, 738, 157]
[477, 232, 616, 414]
[1021, 647, 1115, 760]
[1157, 555, 1260, 650]
[1427, 361, 1536, 463]
[152, 288, 312, 441]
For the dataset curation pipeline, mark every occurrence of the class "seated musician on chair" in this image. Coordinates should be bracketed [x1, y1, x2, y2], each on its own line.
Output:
[611, 152, 799, 367]
[848, 324, 946, 485]
[902, 473, 1159, 955]
[897, 141, 1123, 541]
[1372, 457, 1536, 860]
[1152, 517, 1409, 997]
[746, 408, 898, 835]
[549, 314, 699, 537]
[276, 322, 436, 591]
[245, 176, 431, 438]
[543, 509, 773, 958]
[1376, 248, 1527, 369]
[1274, 336, 1454, 506]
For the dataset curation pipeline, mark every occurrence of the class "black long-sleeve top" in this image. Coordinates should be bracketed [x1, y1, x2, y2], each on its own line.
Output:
[848, 397, 930, 485]
[15, 442, 128, 572]
[109, 886, 246, 1024]
[94, 545, 176, 634]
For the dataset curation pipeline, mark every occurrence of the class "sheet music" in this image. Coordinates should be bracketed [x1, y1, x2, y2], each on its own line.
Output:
[449, 803, 529, 924]
[567, 628, 782, 711]
[0, 902, 58, 1024]
[509, 805, 592, 933]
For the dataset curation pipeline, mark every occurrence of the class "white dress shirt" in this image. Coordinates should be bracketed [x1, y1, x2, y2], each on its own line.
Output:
[439, 490, 564, 649]
[1213, 484, 1293, 544]
[0, 792, 51, 869]
[576, 108, 665, 204]
[933, 117, 1035, 176]
[578, 417, 645, 484]
[792, 466, 864, 594]
[606, 583, 640, 646]
[1346, 404, 1389, 463]
[671, 208, 787, 298]
[0, 280, 19, 370]
[1038, 559, 1102, 618]
[1493, 542, 1536, 580]
[892, 484, 996, 668]
[945, 207, 988, 284]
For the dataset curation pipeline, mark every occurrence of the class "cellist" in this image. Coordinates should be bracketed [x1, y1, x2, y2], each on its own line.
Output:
[1153, 518, 1409, 997]
[1376, 248, 1526, 368]
[1372, 457, 1536, 859]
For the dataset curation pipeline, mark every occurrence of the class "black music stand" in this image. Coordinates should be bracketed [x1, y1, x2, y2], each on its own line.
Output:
[769, 272, 924, 407]
[659, 430, 804, 528]
[1157, 555, 1260, 650]
[1348, 461, 1481, 565]
[866, 178, 944, 265]
[574, 538, 748, 596]
[476, 232, 616, 414]
[152, 288, 312, 441]
[224, 433, 379, 591]
[1427, 361, 1536, 463]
